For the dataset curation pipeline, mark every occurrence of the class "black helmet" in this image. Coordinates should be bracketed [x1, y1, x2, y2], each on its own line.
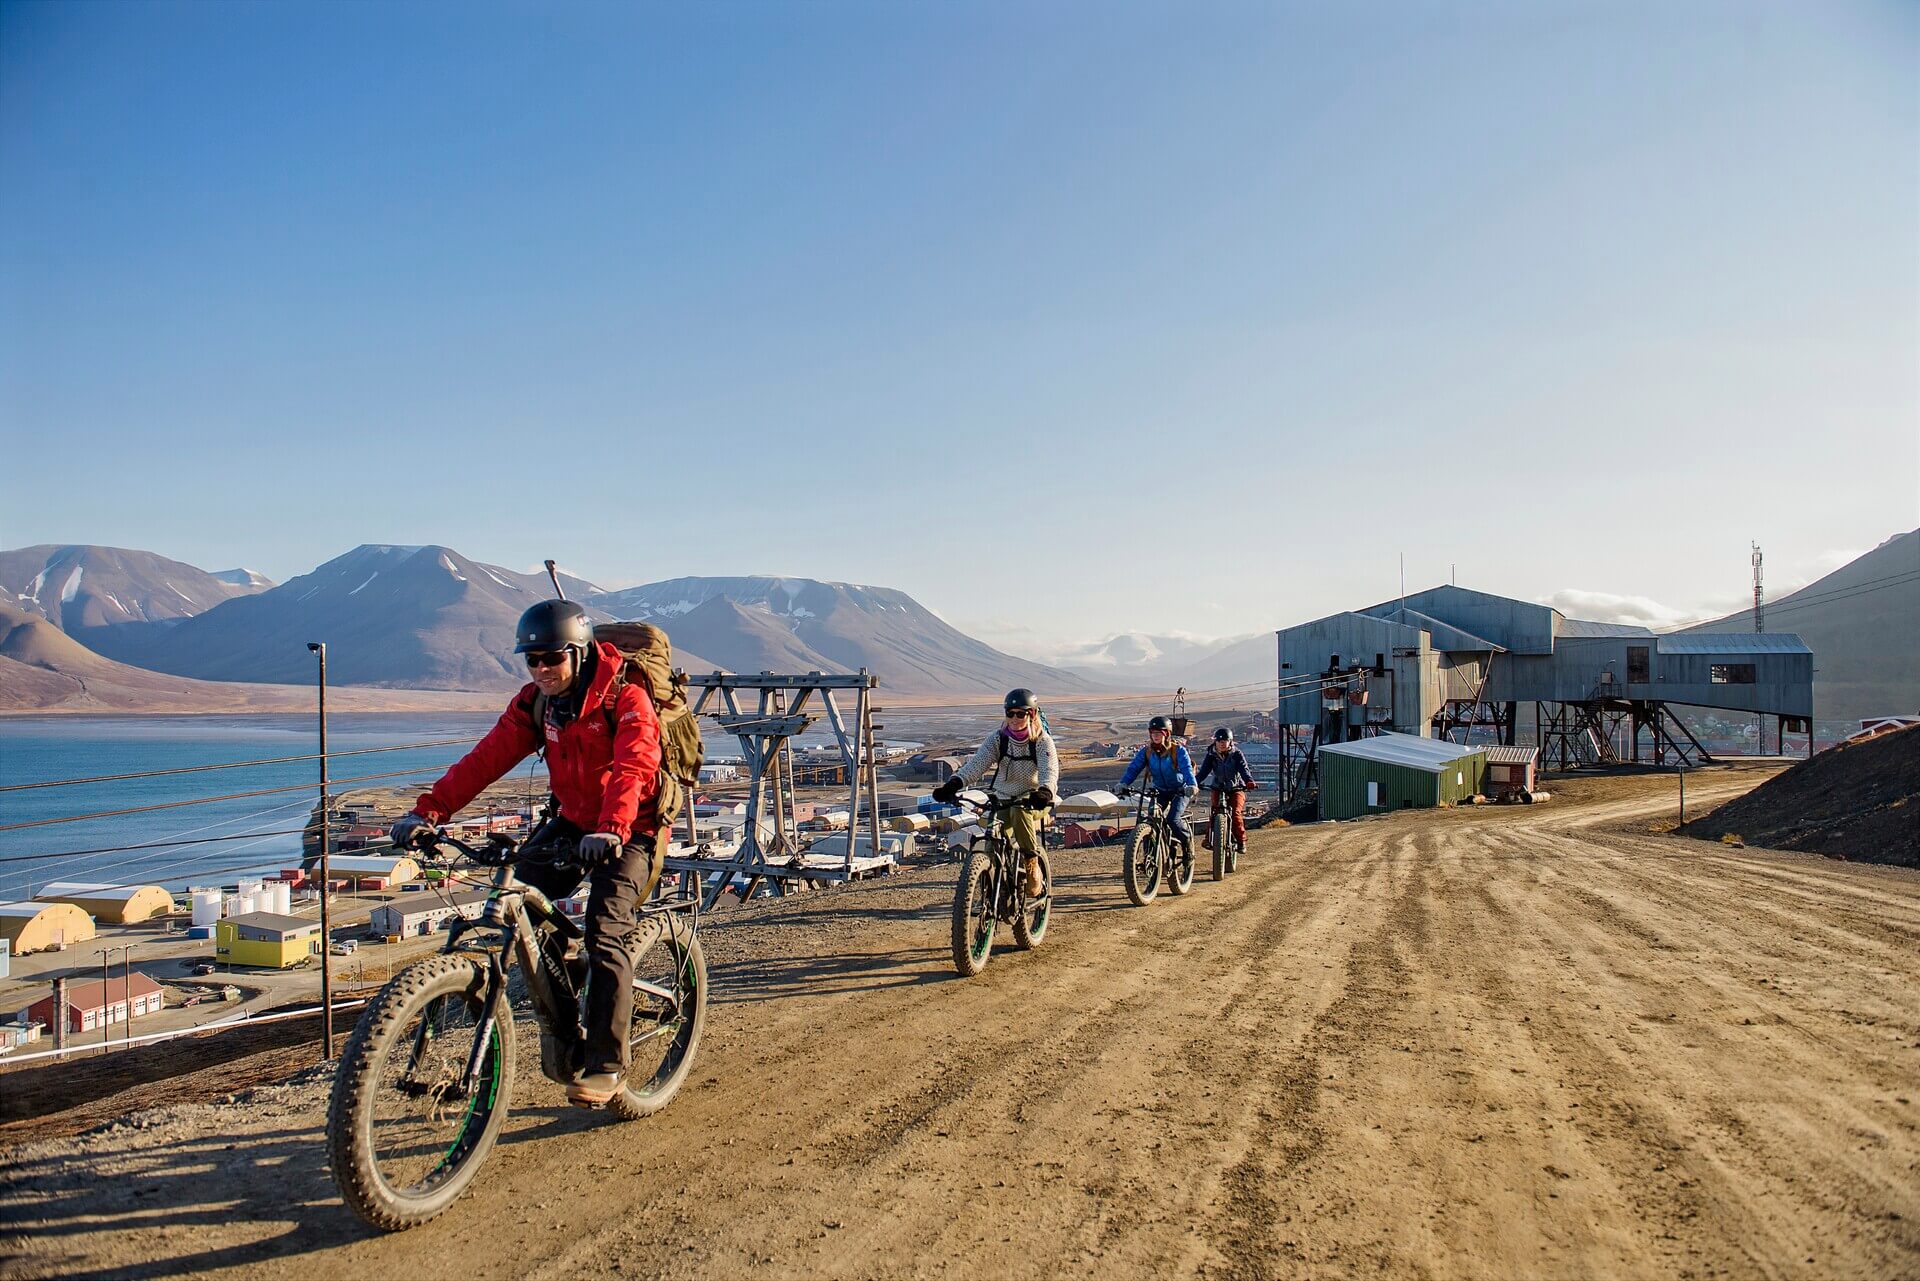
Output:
[514, 599, 593, 656]
[1004, 688, 1039, 715]
[1213, 727, 1233, 743]
[1148, 715, 1172, 733]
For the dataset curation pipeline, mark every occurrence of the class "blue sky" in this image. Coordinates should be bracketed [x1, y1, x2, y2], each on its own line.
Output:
[2, 1, 1913, 661]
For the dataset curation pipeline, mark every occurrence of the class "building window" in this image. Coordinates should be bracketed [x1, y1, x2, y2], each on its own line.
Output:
[1366, 781, 1380, 807]
[1627, 646, 1651, 683]
[1711, 664, 1756, 685]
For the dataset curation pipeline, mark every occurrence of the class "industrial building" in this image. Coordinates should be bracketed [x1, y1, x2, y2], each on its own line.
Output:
[0, 901, 95, 955]
[1274, 584, 1814, 791]
[316, 855, 421, 891]
[369, 889, 491, 938]
[214, 912, 323, 968]
[33, 882, 174, 925]
[27, 973, 165, 1033]
[1317, 734, 1487, 820]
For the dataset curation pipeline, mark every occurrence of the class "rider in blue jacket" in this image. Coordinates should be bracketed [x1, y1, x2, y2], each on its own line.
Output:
[1116, 715, 1198, 848]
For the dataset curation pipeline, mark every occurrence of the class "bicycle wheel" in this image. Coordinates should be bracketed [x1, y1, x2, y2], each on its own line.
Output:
[951, 844, 998, 976]
[1228, 822, 1242, 874]
[328, 954, 515, 1231]
[1123, 825, 1161, 907]
[1012, 851, 1051, 949]
[608, 912, 708, 1121]
[1168, 832, 1195, 896]
[1210, 810, 1226, 881]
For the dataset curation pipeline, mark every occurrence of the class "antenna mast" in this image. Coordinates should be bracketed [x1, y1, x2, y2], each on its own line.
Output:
[1751, 543, 1764, 633]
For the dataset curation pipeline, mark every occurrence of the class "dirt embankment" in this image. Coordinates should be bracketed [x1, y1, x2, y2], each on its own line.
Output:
[1, 767, 1915, 1281]
[1684, 724, 1920, 867]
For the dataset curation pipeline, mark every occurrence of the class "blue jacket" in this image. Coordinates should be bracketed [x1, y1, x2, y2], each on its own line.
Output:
[1196, 746, 1255, 790]
[1119, 743, 1195, 794]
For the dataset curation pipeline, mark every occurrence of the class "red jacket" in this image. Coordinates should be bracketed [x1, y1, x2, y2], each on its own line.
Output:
[412, 641, 663, 842]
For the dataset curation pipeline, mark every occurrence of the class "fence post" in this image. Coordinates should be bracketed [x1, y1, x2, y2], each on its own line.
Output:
[309, 641, 335, 1060]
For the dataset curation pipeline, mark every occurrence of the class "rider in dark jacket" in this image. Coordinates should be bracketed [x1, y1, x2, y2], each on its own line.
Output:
[1196, 727, 1257, 849]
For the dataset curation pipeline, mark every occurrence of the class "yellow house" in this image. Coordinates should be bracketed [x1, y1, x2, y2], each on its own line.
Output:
[214, 911, 323, 968]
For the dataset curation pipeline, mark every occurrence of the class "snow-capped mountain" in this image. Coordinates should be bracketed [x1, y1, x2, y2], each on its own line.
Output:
[0, 544, 268, 638]
[212, 568, 276, 590]
[592, 576, 1098, 695]
[90, 544, 632, 691]
[1055, 631, 1244, 689]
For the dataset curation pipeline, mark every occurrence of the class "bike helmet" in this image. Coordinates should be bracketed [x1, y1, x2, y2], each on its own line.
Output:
[1148, 715, 1172, 733]
[1213, 727, 1234, 743]
[1004, 688, 1039, 715]
[514, 599, 593, 658]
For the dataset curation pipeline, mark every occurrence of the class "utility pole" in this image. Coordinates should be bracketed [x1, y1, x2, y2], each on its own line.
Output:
[1752, 543, 1764, 633]
[96, 949, 112, 1050]
[122, 945, 136, 1047]
[309, 641, 335, 1060]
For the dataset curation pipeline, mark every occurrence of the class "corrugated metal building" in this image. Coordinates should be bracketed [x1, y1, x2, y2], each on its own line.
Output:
[1318, 734, 1486, 820]
[1275, 585, 1814, 774]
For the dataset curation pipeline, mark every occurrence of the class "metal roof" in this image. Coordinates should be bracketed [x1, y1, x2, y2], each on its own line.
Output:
[1318, 732, 1484, 773]
[1657, 632, 1812, 655]
[1557, 619, 1656, 638]
[223, 911, 319, 933]
[1480, 745, 1539, 764]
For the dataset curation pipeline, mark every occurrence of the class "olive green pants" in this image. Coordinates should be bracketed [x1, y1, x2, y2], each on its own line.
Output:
[1002, 803, 1046, 859]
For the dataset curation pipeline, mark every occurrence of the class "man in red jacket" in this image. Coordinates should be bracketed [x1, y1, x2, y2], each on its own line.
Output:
[390, 599, 662, 1107]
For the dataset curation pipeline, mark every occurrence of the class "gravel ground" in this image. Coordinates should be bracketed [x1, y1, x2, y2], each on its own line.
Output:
[1, 767, 1916, 1281]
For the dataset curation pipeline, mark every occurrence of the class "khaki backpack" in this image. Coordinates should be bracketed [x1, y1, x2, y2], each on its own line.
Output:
[530, 621, 704, 837]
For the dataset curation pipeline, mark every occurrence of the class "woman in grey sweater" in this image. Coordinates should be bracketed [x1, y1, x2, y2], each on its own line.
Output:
[933, 688, 1059, 895]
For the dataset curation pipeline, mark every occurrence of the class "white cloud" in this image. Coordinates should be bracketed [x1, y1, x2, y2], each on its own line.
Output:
[1538, 590, 1691, 627]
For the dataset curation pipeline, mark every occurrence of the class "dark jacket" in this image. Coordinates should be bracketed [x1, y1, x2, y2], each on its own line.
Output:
[412, 640, 663, 840]
[1196, 746, 1255, 790]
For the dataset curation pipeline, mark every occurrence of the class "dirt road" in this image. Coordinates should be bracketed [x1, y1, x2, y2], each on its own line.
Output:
[3, 769, 1916, 1280]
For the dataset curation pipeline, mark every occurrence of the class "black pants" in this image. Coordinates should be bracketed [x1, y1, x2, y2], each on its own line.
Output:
[516, 815, 655, 1076]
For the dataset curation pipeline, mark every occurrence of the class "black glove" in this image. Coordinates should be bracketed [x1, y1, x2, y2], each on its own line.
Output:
[932, 778, 963, 804]
[389, 813, 436, 849]
[578, 832, 622, 865]
[1031, 786, 1055, 807]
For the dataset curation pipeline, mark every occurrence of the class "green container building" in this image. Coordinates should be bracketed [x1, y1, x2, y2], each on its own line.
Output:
[1317, 733, 1487, 820]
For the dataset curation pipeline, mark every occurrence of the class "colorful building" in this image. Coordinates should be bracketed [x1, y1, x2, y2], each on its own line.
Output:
[214, 912, 323, 968]
[0, 901, 95, 955]
[27, 973, 164, 1033]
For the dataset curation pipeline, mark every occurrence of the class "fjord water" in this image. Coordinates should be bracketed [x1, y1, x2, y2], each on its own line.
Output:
[0, 714, 851, 901]
[0, 715, 497, 901]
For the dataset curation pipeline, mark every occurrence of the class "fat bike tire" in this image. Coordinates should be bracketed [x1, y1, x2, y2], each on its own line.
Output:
[1211, 812, 1227, 882]
[608, 914, 708, 1121]
[951, 845, 998, 977]
[1123, 826, 1161, 907]
[1012, 852, 1051, 950]
[327, 954, 514, 1232]
[1228, 826, 1242, 874]
[1168, 835, 1196, 896]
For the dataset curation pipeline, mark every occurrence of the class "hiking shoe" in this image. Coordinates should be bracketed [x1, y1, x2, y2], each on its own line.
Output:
[567, 1071, 624, 1109]
[1023, 861, 1045, 898]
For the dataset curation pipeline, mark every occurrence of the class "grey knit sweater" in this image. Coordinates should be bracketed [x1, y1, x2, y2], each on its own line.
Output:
[953, 728, 1060, 801]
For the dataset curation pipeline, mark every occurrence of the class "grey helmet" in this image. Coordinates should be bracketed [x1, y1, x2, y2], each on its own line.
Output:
[514, 599, 593, 658]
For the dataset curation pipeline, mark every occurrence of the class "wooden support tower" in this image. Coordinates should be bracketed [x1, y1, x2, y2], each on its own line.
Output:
[672, 671, 885, 909]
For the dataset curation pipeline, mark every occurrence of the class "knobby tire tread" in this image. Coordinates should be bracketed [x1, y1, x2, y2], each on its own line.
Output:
[327, 953, 513, 1232]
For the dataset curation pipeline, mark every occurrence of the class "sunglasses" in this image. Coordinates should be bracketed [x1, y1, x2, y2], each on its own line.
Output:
[524, 650, 571, 669]
[1006, 710, 1033, 719]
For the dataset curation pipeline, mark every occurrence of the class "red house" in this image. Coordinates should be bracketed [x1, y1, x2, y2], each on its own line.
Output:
[27, 973, 164, 1034]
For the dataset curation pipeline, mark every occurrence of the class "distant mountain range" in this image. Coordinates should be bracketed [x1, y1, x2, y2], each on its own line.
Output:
[1056, 631, 1252, 690]
[597, 577, 1096, 694]
[0, 545, 271, 639]
[1682, 528, 1918, 723]
[0, 600, 493, 715]
[0, 545, 1095, 699]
